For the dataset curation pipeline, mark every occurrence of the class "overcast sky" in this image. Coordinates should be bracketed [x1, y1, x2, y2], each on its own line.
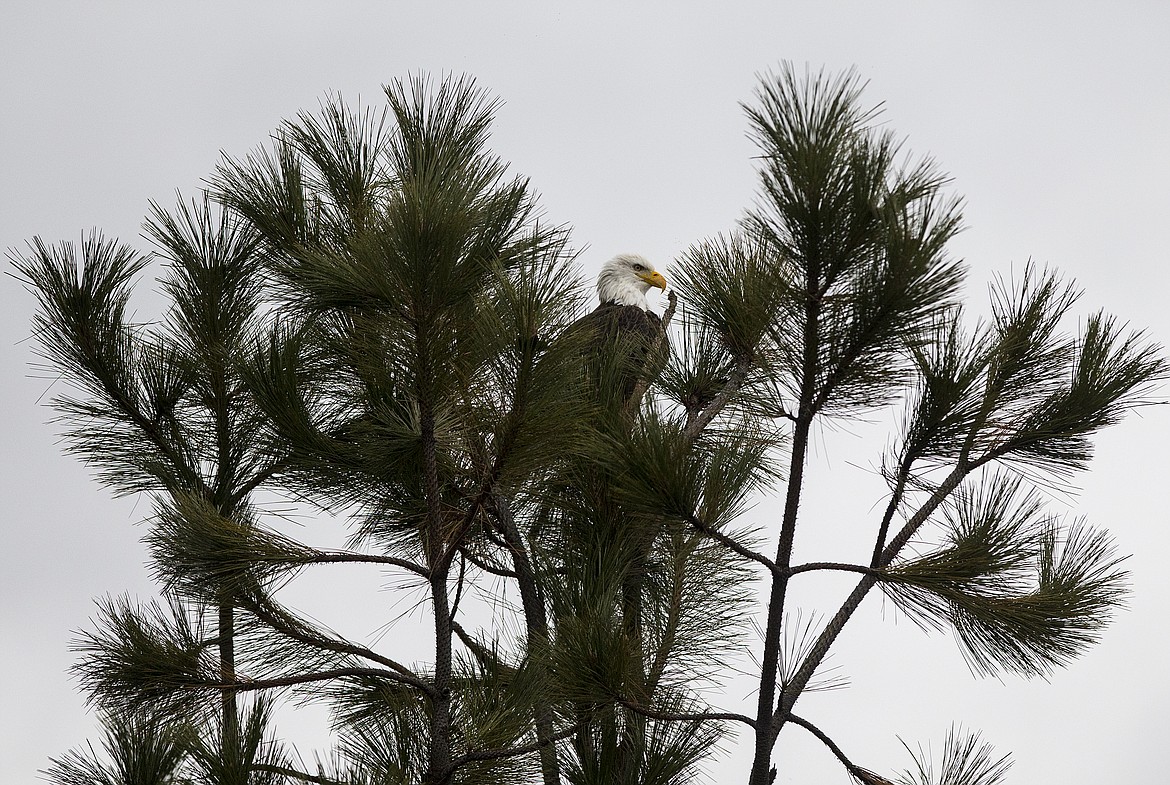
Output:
[3, 3, 1169, 783]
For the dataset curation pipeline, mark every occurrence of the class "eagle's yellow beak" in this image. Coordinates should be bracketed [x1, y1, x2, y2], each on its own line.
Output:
[640, 270, 668, 290]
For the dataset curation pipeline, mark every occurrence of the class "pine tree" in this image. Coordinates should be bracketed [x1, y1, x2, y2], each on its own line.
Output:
[651, 64, 1165, 784]
[17, 68, 1163, 785]
[209, 74, 592, 785]
[14, 193, 285, 783]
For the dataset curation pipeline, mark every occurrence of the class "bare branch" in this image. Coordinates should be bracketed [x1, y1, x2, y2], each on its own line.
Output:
[785, 713, 893, 784]
[243, 595, 433, 694]
[687, 514, 781, 577]
[682, 354, 754, 442]
[251, 763, 345, 785]
[784, 712, 856, 770]
[620, 699, 757, 729]
[787, 562, 883, 579]
[204, 666, 427, 692]
[443, 723, 580, 773]
[308, 550, 430, 577]
[460, 545, 518, 578]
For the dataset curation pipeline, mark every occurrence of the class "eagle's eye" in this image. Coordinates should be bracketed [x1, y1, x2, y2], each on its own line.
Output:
[633, 263, 646, 272]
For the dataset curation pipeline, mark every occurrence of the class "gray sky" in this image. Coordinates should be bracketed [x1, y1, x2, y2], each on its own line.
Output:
[3, 2, 1168, 783]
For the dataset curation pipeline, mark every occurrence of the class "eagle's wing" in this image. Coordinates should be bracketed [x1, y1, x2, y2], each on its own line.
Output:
[570, 302, 666, 414]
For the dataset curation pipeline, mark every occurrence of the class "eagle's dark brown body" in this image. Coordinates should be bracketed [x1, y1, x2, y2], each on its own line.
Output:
[572, 300, 666, 416]
[578, 300, 663, 350]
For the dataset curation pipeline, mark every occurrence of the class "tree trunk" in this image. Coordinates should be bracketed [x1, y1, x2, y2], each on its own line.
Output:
[498, 498, 562, 785]
[426, 565, 454, 785]
[218, 596, 240, 768]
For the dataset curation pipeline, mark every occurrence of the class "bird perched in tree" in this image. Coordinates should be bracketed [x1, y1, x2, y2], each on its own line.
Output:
[571, 253, 670, 417]
[567, 255, 671, 669]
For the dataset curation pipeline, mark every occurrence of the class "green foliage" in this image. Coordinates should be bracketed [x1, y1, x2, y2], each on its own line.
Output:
[896, 310, 989, 470]
[609, 408, 775, 527]
[894, 727, 1012, 785]
[330, 678, 430, 784]
[73, 595, 216, 718]
[671, 233, 785, 367]
[885, 475, 1130, 676]
[43, 708, 188, 785]
[184, 699, 290, 785]
[888, 266, 1166, 495]
[21, 65, 1165, 785]
[13, 235, 187, 495]
[43, 700, 291, 785]
[218, 75, 592, 568]
[564, 701, 722, 785]
[146, 194, 264, 362]
[148, 492, 309, 600]
[12, 191, 278, 507]
[448, 655, 550, 784]
[741, 66, 966, 416]
[14, 233, 150, 397]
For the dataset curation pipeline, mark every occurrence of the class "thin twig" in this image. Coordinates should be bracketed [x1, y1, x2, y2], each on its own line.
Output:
[449, 550, 468, 621]
[308, 550, 429, 577]
[682, 355, 754, 442]
[687, 514, 781, 578]
[443, 723, 580, 773]
[252, 763, 345, 785]
[244, 595, 432, 693]
[626, 289, 679, 418]
[785, 712, 896, 784]
[787, 562, 884, 578]
[203, 666, 424, 692]
[620, 698, 758, 729]
[870, 452, 914, 568]
[784, 712, 858, 772]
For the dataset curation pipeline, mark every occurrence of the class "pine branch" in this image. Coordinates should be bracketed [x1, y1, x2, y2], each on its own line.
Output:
[884, 494, 1131, 678]
[773, 463, 971, 733]
[205, 666, 423, 692]
[307, 550, 430, 577]
[877, 464, 972, 569]
[686, 513, 780, 577]
[619, 699, 757, 729]
[681, 354, 754, 441]
[252, 764, 347, 785]
[43, 708, 188, 785]
[443, 722, 580, 774]
[242, 594, 432, 694]
[784, 713, 887, 784]
[787, 562, 883, 578]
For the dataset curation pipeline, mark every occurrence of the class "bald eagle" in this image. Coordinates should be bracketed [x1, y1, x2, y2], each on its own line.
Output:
[572, 253, 669, 416]
[569, 254, 671, 664]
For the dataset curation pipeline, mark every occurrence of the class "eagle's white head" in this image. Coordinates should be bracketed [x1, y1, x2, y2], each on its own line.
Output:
[597, 254, 667, 310]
